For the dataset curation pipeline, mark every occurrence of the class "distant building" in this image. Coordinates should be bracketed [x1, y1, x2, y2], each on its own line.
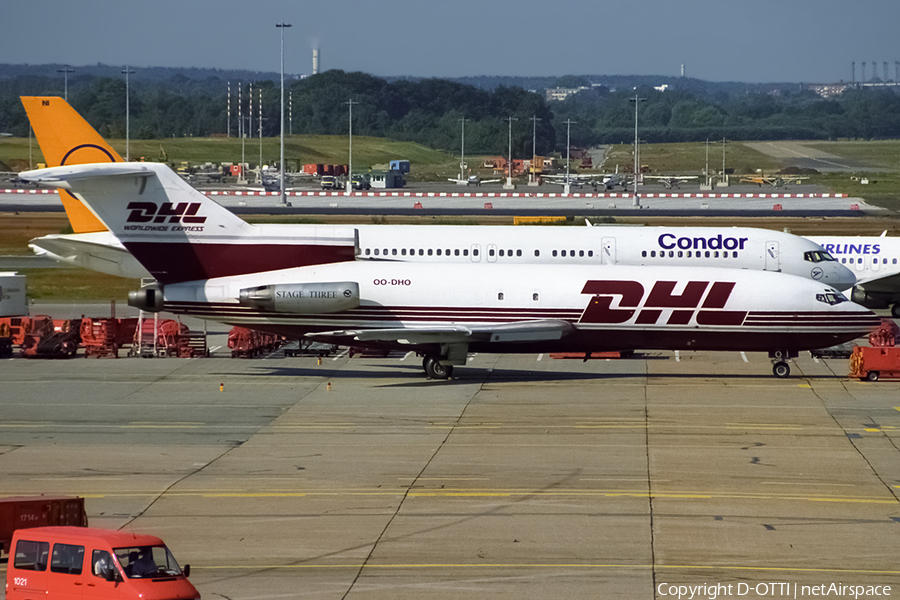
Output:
[807, 83, 852, 98]
[544, 86, 600, 102]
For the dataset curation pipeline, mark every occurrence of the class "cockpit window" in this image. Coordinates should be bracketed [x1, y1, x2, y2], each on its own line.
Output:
[816, 291, 848, 306]
[805, 251, 836, 263]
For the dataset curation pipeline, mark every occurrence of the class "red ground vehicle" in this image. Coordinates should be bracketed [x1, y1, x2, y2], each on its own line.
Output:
[849, 346, 900, 381]
[6, 526, 200, 600]
[0, 497, 87, 555]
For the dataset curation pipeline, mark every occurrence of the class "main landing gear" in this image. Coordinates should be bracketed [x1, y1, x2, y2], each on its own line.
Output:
[423, 356, 453, 380]
[769, 349, 797, 378]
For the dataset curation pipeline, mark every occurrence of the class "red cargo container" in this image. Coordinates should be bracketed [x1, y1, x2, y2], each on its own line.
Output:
[0, 496, 87, 555]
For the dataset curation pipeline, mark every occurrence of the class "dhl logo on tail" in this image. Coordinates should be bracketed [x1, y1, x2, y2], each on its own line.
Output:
[21, 96, 123, 233]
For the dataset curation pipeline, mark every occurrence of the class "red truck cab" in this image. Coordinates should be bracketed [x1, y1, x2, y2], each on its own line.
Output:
[6, 526, 199, 600]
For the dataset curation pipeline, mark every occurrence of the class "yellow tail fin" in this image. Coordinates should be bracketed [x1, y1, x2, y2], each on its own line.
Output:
[21, 96, 124, 233]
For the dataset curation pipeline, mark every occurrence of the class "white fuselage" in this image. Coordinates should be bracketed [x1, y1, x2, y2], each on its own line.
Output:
[161, 261, 876, 355]
[32, 225, 856, 291]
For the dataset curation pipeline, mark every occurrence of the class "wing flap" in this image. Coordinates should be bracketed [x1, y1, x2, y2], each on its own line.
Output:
[306, 319, 574, 345]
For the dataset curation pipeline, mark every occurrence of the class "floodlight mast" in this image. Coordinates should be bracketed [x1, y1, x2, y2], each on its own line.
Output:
[57, 67, 74, 101]
[458, 117, 468, 181]
[504, 116, 517, 189]
[345, 98, 358, 193]
[629, 95, 646, 207]
[122, 67, 135, 162]
[276, 22, 291, 205]
[564, 118, 576, 195]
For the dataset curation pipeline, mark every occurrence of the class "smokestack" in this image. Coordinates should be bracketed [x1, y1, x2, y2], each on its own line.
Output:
[312, 48, 319, 75]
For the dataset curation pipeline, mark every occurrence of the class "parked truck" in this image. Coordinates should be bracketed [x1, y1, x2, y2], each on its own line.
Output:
[1, 496, 87, 555]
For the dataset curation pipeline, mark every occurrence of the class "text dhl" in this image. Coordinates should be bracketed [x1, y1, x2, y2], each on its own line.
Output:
[580, 280, 746, 326]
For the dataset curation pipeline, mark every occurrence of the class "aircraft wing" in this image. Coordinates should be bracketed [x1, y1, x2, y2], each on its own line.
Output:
[856, 270, 900, 293]
[307, 319, 574, 345]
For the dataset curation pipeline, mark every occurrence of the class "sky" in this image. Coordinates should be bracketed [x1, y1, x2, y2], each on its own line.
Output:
[3, 0, 898, 83]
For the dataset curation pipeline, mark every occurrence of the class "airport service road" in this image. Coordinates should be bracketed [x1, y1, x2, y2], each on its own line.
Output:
[1, 348, 899, 599]
[0, 184, 882, 217]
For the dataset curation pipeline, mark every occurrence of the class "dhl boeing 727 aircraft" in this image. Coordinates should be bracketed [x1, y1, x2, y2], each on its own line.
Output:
[19, 161, 879, 380]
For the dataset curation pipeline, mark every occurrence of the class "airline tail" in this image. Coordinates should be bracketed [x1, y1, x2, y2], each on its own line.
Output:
[21, 96, 124, 233]
[19, 162, 357, 285]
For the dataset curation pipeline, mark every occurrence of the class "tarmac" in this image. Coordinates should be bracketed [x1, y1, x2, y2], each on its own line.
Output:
[1, 305, 899, 599]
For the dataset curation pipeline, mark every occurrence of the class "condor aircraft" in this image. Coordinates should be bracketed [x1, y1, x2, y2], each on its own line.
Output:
[808, 233, 900, 318]
[19, 162, 879, 380]
[20, 96, 856, 293]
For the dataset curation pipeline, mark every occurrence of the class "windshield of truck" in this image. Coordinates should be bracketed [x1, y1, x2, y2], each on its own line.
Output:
[113, 545, 183, 579]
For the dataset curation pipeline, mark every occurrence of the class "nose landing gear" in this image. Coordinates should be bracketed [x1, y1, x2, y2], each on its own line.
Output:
[769, 349, 797, 378]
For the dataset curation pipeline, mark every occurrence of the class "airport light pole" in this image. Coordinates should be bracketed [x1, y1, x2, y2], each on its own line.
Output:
[345, 98, 358, 193]
[122, 67, 135, 161]
[504, 116, 517, 189]
[276, 22, 291, 205]
[629, 95, 646, 207]
[57, 67, 74, 101]
[530, 115, 541, 185]
[458, 117, 468, 181]
[564, 118, 576, 195]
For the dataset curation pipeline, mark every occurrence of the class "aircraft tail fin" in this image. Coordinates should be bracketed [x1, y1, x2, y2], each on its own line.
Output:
[19, 163, 357, 284]
[21, 96, 124, 233]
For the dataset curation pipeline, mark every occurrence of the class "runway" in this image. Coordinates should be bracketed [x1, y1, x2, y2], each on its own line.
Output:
[2, 319, 899, 599]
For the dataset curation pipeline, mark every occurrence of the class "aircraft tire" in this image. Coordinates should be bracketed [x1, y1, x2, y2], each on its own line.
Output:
[423, 356, 452, 380]
[865, 371, 880, 382]
[772, 361, 791, 378]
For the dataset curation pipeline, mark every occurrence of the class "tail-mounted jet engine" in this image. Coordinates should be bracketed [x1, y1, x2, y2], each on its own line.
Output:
[239, 282, 360, 314]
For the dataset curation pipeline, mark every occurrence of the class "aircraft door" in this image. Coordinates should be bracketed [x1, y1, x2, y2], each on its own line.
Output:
[470, 244, 481, 262]
[487, 244, 498, 263]
[854, 256, 866, 273]
[871, 254, 881, 272]
[765, 241, 780, 271]
[601, 237, 616, 265]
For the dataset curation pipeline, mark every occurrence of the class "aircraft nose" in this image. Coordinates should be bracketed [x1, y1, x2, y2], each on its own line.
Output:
[821, 262, 856, 291]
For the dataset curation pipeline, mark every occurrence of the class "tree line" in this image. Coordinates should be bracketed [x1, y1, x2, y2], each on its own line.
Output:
[2, 69, 899, 158]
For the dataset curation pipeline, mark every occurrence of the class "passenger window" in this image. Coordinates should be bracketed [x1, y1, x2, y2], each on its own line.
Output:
[455, 249, 460, 256]
[489, 249, 496, 257]
[561, 250, 566, 257]
[642, 250, 647, 257]
[579, 250, 584, 257]
[588, 250, 593, 257]
[499, 249, 505, 257]
[427, 249, 433, 256]
[705, 251, 711, 258]
[401, 248, 407, 256]
[473, 248, 479, 256]
[463, 249, 469, 256]
[714, 251, 719, 258]
[498, 292, 504, 300]
[14, 540, 50, 572]
[392, 249, 397, 256]
[437, 249, 442, 256]
[552, 250, 558, 257]
[670, 251, 675, 258]
[650, 251, 656, 258]
[51, 543, 85, 575]
[364, 248, 370, 256]
[517, 249, 522, 257]
[687, 251, 692, 257]
[534, 250, 540, 257]
[373, 248, 379, 256]
[533, 293, 539, 301]
[418, 249, 424, 256]
[677, 251, 683, 258]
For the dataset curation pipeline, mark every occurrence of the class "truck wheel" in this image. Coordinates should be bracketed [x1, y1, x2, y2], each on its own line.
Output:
[865, 371, 880, 382]
[892, 304, 900, 319]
